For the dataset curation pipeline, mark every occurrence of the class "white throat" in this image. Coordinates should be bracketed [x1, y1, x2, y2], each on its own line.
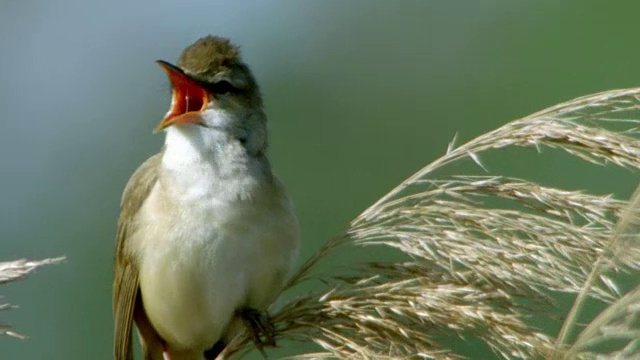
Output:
[163, 126, 211, 165]
[161, 126, 270, 204]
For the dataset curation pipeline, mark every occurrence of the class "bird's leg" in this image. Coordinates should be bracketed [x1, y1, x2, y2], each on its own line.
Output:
[203, 340, 226, 360]
[237, 307, 276, 359]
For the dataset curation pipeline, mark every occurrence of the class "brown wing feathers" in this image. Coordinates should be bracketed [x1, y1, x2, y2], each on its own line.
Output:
[113, 154, 161, 360]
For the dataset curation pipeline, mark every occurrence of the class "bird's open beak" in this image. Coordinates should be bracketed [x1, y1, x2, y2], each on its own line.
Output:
[154, 60, 210, 132]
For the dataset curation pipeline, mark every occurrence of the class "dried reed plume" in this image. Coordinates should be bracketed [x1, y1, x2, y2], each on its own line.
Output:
[6, 89, 640, 359]
[0, 257, 64, 338]
[219, 88, 640, 359]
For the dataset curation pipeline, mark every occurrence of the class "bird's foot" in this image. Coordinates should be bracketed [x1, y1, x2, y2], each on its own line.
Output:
[237, 307, 276, 359]
[203, 339, 226, 360]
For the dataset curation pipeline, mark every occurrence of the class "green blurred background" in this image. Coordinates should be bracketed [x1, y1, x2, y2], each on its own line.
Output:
[2, 1, 640, 359]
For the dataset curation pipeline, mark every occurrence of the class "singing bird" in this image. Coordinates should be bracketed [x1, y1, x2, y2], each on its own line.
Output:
[113, 36, 300, 360]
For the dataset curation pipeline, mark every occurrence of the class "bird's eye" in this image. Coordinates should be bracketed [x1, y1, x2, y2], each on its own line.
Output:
[210, 80, 235, 95]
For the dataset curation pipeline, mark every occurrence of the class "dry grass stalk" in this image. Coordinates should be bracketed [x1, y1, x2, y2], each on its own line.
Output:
[0, 257, 64, 338]
[216, 88, 640, 359]
[9, 90, 640, 358]
[559, 180, 640, 359]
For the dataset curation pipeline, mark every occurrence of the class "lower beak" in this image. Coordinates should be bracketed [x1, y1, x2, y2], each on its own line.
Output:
[154, 60, 209, 132]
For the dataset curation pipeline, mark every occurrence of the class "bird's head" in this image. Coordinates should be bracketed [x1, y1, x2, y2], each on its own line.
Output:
[156, 36, 266, 156]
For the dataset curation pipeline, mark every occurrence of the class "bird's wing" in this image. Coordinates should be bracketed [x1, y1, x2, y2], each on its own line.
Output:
[113, 153, 162, 360]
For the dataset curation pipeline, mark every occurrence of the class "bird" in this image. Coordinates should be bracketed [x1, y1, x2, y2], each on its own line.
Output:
[113, 35, 300, 360]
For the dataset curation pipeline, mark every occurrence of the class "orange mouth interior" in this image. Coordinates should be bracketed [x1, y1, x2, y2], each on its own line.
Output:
[155, 61, 210, 132]
[167, 76, 208, 119]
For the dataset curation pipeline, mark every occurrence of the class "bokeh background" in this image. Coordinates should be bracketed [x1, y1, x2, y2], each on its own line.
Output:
[2, 1, 640, 359]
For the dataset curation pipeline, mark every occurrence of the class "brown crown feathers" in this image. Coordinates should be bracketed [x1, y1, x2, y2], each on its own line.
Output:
[177, 35, 242, 77]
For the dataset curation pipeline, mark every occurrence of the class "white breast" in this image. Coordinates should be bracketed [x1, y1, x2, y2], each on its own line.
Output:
[135, 127, 300, 352]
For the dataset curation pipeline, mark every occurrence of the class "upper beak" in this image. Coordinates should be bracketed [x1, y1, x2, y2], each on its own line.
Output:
[154, 60, 210, 133]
